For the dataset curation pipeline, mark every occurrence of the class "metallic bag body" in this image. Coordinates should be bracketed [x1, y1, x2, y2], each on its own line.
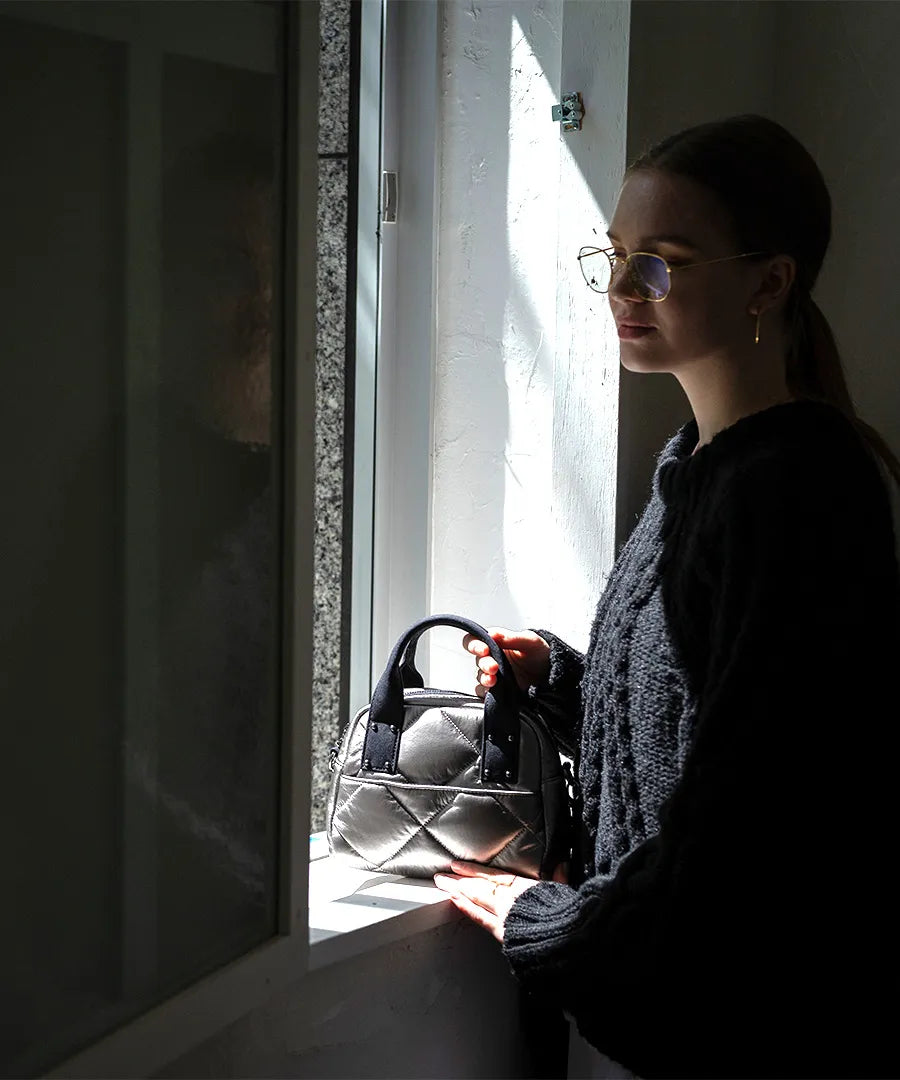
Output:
[326, 615, 571, 880]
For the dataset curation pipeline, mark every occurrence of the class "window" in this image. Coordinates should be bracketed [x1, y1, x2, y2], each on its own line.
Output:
[0, 2, 317, 1073]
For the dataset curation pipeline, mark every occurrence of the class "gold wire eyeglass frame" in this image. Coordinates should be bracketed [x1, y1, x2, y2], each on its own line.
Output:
[577, 246, 767, 302]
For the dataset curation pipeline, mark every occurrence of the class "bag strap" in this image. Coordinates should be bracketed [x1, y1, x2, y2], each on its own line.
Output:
[363, 614, 522, 784]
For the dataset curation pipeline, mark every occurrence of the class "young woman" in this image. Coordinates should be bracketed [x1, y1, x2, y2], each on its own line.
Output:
[432, 115, 900, 1079]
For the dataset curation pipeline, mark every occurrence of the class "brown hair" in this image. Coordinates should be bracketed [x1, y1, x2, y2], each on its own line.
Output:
[628, 114, 900, 487]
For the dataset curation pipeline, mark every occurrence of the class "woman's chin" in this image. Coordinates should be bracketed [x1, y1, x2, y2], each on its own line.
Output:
[619, 346, 670, 374]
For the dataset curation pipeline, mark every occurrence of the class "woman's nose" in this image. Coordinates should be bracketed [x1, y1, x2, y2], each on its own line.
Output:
[608, 260, 642, 302]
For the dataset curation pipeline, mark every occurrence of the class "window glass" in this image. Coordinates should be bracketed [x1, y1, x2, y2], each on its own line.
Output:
[0, 3, 286, 1071]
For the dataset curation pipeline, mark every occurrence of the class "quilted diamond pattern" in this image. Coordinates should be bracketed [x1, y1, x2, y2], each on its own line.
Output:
[327, 694, 570, 879]
[394, 706, 482, 786]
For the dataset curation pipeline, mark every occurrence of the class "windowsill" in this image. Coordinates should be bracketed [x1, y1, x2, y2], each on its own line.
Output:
[307, 833, 461, 970]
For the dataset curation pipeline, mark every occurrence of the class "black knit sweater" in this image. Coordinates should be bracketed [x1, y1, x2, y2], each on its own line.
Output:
[503, 400, 900, 1079]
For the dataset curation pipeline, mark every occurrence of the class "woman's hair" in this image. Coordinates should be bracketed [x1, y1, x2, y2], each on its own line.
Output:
[628, 114, 900, 487]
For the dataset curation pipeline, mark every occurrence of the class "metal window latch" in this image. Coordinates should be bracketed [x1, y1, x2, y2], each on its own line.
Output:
[551, 92, 583, 132]
[381, 171, 397, 223]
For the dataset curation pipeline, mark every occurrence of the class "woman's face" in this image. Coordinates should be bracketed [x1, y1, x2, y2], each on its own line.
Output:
[606, 169, 763, 373]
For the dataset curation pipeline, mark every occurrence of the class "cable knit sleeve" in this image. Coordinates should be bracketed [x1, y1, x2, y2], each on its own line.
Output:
[502, 424, 900, 1076]
[525, 628, 584, 757]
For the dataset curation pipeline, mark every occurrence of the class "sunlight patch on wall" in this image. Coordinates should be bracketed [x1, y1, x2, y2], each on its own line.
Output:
[499, 13, 560, 619]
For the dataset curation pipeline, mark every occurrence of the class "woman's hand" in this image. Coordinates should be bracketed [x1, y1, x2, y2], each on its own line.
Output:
[463, 627, 551, 698]
[433, 860, 568, 942]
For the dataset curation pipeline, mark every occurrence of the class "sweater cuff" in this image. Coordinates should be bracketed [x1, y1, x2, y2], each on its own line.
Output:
[502, 880, 588, 982]
[528, 629, 583, 697]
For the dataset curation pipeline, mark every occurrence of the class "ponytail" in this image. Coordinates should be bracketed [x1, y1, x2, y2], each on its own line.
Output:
[788, 292, 900, 488]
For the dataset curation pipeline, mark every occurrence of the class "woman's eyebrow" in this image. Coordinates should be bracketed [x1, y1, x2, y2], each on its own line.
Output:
[607, 231, 700, 251]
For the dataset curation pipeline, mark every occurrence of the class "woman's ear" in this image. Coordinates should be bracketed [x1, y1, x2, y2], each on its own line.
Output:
[748, 254, 797, 316]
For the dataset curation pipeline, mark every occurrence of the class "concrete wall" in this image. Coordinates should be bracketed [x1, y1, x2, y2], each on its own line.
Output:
[775, 0, 900, 530]
[156, 920, 536, 1079]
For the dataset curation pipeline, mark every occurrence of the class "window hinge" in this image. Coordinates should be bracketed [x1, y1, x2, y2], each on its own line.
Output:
[381, 171, 398, 223]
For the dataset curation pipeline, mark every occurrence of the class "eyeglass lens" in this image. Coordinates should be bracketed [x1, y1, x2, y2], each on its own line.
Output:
[579, 249, 670, 301]
[579, 249, 612, 293]
[631, 254, 669, 300]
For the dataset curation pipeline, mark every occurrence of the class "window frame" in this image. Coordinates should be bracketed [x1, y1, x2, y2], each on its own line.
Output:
[346, 0, 382, 724]
[42, 4, 319, 1076]
[346, 0, 442, 714]
[367, 0, 442, 689]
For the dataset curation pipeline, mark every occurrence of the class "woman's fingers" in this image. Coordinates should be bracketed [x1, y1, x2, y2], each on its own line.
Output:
[433, 869, 501, 925]
[449, 859, 514, 882]
[463, 626, 527, 655]
[439, 888, 501, 938]
[463, 632, 500, 690]
[477, 657, 499, 677]
[463, 627, 549, 694]
[462, 632, 491, 657]
[434, 860, 543, 943]
[464, 628, 522, 676]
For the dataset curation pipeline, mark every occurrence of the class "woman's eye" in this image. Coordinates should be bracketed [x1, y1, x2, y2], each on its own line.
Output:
[658, 252, 692, 266]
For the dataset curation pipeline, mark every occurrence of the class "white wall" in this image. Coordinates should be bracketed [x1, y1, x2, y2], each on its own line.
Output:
[429, 0, 630, 687]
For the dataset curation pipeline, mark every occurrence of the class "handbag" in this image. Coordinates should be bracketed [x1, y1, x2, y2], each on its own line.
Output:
[326, 614, 572, 880]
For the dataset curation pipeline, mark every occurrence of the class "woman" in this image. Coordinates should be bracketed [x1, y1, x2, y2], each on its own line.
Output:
[433, 115, 900, 1079]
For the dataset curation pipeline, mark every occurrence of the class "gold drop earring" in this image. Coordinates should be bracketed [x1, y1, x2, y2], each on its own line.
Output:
[751, 309, 761, 345]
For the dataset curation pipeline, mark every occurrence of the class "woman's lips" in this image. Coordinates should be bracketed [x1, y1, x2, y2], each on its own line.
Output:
[617, 324, 656, 340]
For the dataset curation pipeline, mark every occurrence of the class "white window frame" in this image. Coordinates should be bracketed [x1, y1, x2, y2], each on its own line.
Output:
[346, 0, 383, 722]
[365, 0, 442, 693]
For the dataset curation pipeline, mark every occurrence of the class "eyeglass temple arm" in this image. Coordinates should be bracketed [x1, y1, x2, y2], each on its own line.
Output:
[679, 251, 767, 270]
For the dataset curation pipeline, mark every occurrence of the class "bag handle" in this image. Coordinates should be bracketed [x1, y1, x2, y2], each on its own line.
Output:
[363, 614, 522, 784]
[397, 614, 515, 691]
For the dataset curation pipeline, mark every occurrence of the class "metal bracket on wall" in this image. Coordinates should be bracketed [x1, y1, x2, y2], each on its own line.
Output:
[551, 92, 583, 133]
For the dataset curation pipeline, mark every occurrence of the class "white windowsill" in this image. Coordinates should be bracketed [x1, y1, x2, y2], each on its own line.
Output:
[307, 833, 461, 970]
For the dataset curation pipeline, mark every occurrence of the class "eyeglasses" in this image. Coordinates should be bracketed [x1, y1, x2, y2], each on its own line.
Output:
[577, 246, 767, 302]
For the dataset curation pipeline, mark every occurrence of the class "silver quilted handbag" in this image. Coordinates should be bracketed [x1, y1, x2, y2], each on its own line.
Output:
[326, 614, 572, 880]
